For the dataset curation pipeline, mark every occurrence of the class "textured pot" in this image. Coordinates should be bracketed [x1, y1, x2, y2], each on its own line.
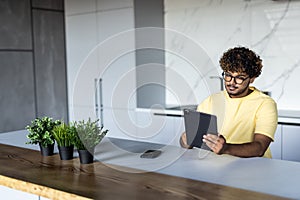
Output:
[58, 145, 74, 160]
[78, 149, 94, 164]
[39, 143, 54, 156]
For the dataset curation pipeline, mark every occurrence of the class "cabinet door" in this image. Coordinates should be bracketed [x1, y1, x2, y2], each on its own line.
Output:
[136, 111, 176, 144]
[270, 125, 282, 160]
[103, 108, 138, 140]
[0, 185, 38, 200]
[282, 125, 300, 162]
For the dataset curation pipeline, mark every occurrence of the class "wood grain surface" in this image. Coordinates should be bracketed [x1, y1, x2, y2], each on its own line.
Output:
[0, 143, 289, 200]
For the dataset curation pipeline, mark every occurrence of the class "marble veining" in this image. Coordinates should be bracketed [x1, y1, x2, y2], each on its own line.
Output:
[165, 0, 300, 110]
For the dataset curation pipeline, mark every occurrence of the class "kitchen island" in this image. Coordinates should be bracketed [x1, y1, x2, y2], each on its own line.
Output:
[1, 143, 289, 200]
[1, 130, 300, 199]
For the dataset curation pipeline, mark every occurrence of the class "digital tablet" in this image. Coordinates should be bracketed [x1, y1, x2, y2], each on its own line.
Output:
[183, 109, 218, 150]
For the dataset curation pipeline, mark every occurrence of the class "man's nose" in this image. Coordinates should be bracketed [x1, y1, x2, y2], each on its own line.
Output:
[229, 77, 236, 84]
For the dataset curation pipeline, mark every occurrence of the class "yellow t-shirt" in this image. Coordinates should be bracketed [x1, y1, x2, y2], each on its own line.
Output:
[197, 87, 278, 158]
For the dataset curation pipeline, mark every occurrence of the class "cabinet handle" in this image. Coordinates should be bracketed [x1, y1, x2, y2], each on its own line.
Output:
[99, 78, 104, 127]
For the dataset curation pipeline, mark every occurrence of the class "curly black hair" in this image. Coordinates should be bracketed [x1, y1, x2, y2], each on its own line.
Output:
[219, 46, 263, 78]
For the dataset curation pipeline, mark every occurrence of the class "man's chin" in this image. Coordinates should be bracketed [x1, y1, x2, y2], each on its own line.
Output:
[226, 88, 240, 97]
[225, 87, 237, 94]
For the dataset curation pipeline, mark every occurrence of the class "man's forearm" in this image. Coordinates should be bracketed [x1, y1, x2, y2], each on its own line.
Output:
[221, 141, 266, 157]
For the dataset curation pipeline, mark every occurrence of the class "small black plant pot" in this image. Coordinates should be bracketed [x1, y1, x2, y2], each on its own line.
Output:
[78, 149, 94, 164]
[58, 145, 74, 160]
[39, 143, 54, 156]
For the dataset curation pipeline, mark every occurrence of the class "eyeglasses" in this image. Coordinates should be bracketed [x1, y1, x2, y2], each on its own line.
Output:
[222, 72, 249, 84]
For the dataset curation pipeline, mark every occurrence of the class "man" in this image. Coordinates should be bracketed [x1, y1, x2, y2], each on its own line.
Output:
[180, 46, 278, 158]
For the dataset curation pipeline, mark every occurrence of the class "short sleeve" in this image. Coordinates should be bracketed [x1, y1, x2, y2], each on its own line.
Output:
[196, 96, 212, 114]
[255, 98, 278, 141]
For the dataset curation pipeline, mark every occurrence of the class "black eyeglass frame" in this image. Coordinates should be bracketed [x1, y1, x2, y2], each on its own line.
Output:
[222, 72, 250, 84]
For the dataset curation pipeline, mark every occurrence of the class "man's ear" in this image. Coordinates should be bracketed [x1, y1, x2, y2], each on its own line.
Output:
[250, 77, 256, 83]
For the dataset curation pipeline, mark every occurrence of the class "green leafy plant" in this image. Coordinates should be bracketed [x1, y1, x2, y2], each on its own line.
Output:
[74, 118, 108, 151]
[52, 123, 76, 147]
[25, 117, 61, 147]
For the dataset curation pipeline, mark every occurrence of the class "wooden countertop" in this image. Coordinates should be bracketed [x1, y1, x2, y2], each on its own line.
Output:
[0, 143, 288, 200]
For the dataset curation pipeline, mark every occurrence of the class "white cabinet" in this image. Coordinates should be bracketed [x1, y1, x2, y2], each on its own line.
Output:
[135, 110, 184, 146]
[103, 108, 138, 140]
[270, 125, 282, 160]
[282, 124, 300, 162]
[270, 124, 300, 162]
[0, 185, 38, 200]
[65, 1, 135, 123]
[104, 108, 185, 146]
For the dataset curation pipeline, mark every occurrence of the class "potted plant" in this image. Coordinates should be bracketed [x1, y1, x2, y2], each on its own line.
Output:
[25, 117, 61, 156]
[52, 122, 76, 160]
[74, 118, 108, 164]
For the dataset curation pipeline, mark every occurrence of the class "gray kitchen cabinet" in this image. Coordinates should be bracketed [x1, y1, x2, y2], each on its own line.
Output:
[282, 124, 300, 162]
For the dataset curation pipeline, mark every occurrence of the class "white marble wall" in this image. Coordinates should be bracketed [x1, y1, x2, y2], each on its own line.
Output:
[165, 0, 300, 111]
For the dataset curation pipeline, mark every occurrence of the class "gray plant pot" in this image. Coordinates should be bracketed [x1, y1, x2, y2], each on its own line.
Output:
[39, 143, 54, 156]
[58, 145, 74, 160]
[78, 149, 94, 164]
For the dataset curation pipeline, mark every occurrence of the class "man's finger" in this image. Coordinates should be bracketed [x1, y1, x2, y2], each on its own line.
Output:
[203, 135, 216, 144]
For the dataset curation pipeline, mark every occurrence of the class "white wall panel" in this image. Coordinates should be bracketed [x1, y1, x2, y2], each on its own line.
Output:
[65, 0, 96, 15]
[97, 0, 133, 11]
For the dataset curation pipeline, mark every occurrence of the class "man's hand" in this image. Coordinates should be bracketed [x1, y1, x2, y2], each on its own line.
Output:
[203, 134, 227, 154]
[179, 132, 193, 149]
[203, 133, 272, 157]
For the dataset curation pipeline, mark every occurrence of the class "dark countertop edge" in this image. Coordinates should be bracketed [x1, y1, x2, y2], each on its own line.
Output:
[153, 112, 300, 126]
[278, 122, 300, 126]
